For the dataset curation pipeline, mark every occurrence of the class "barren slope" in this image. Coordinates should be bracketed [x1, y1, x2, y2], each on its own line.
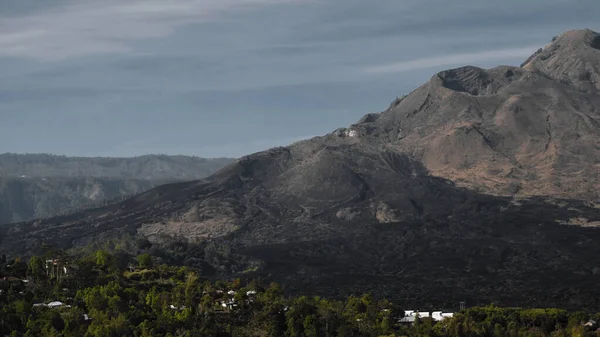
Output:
[353, 29, 600, 199]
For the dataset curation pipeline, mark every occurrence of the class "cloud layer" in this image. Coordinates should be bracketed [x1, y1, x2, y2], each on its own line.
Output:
[0, 0, 599, 157]
[0, 0, 304, 60]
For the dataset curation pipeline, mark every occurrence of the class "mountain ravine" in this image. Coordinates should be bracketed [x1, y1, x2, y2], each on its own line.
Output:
[2, 29, 600, 310]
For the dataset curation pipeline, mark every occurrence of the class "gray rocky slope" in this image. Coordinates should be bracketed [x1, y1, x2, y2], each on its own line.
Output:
[2, 29, 600, 309]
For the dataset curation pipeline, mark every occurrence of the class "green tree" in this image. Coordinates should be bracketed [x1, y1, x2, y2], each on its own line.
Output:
[27, 256, 46, 281]
[184, 272, 199, 307]
[137, 254, 153, 269]
[303, 314, 319, 337]
[94, 250, 112, 270]
[414, 316, 435, 337]
[493, 323, 505, 337]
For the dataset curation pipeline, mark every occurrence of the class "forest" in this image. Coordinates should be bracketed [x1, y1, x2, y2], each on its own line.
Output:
[1, 249, 600, 337]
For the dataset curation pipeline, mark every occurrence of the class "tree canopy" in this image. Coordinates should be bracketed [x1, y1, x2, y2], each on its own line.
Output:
[1, 251, 599, 336]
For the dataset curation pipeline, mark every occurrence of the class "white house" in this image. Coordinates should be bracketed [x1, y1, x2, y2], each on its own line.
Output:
[220, 299, 237, 310]
[399, 310, 454, 324]
[345, 129, 359, 138]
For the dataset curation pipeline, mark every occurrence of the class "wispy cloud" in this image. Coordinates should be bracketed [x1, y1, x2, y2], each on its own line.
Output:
[0, 0, 305, 61]
[363, 46, 537, 74]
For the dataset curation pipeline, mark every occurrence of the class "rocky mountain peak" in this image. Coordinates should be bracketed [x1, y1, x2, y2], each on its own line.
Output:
[522, 29, 600, 91]
[560, 29, 599, 47]
[348, 29, 600, 200]
[432, 65, 526, 96]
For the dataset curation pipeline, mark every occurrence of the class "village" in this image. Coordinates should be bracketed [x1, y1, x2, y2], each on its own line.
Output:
[0, 255, 461, 326]
[3, 252, 600, 336]
[3, 274, 456, 326]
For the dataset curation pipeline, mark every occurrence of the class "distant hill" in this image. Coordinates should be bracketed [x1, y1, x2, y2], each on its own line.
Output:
[0, 153, 233, 180]
[0, 154, 234, 224]
[3, 29, 600, 309]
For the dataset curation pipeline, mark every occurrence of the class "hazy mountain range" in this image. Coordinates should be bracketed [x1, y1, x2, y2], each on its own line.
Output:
[2, 29, 600, 309]
[0, 154, 234, 224]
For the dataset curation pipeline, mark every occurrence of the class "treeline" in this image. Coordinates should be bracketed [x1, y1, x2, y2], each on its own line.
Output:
[1, 251, 600, 336]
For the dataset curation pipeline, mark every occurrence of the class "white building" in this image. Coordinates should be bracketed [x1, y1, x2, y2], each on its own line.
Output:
[399, 310, 454, 324]
[220, 299, 237, 310]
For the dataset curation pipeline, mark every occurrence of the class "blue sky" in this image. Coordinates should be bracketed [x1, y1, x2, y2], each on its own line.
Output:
[0, 0, 598, 158]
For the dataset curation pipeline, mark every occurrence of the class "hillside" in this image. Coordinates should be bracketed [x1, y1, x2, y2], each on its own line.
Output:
[0, 153, 233, 180]
[2, 29, 600, 309]
[359, 29, 600, 199]
[0, 177, 157, 224]
[0, 154, 234, 224]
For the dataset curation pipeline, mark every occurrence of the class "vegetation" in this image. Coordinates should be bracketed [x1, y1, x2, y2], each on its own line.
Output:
[2, 251, 600, 336]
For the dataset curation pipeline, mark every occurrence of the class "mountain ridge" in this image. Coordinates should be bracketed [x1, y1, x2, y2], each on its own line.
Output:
[2, 29, 600, 308]
[0, 153, 234, 180]
[0, 154, 235, 224]
[347, 30, 600, 199]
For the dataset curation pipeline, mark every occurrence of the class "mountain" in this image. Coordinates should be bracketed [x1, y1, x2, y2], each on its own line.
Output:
[0, 177, 155, 224]
[367, 29, 600, 200]
[0, 154, 234, 224]
[2, 29, 600, 309]
[0, 153, 233, 180]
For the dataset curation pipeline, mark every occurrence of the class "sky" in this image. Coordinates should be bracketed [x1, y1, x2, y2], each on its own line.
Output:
[0, 0, 598, 158]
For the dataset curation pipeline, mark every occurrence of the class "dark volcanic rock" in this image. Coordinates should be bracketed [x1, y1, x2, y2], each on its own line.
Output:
[2, 29, 600, 310]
